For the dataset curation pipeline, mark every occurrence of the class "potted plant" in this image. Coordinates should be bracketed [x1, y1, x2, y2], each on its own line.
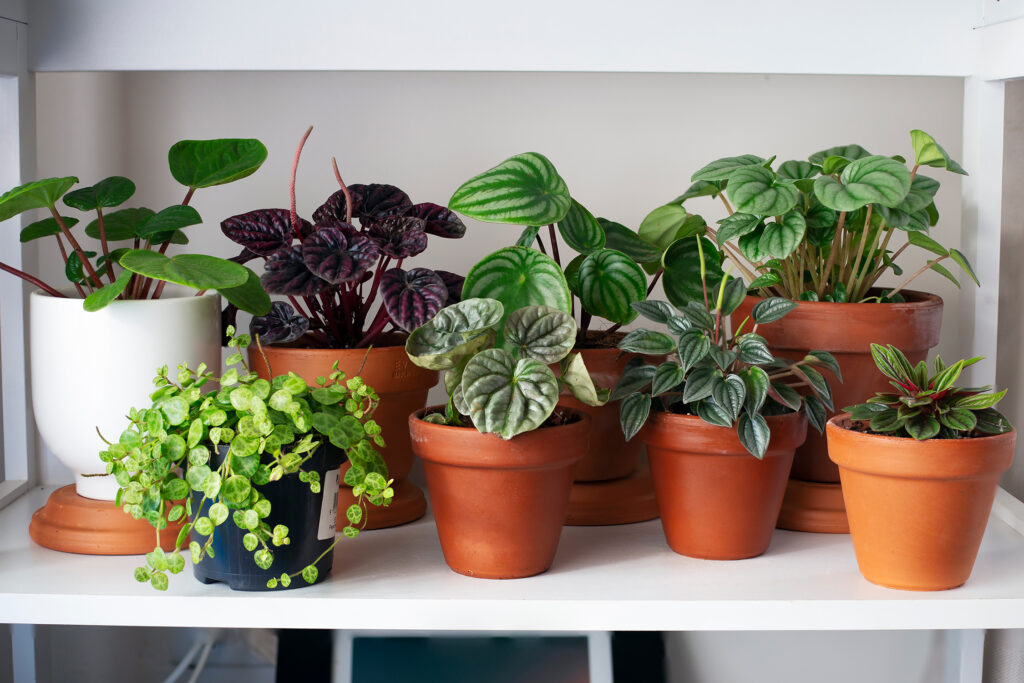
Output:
[449, 152, 700, 525]
[404, 263, 605, 578]
[669, 129, 974, 532]
[4, 138, 273, 554]
[220, 127, 466, 528]
[828, 344, 1014, 590]
[103, 329, 393, 591]
[615, 243, 836, 560]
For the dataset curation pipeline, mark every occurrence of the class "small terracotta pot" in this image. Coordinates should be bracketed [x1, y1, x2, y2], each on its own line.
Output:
[250, 342, 437, 528]
[734, 290, 942, 483]
[827, 416, 1015, 590]
[641, 411, 807, 559]
[409, 408, 590, 579]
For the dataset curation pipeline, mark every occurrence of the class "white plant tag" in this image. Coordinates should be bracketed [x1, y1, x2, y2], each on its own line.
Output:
[318, 468, 341, 540]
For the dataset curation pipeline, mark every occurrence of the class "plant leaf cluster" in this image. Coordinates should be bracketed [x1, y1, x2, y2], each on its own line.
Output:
[615, 241, 838, 458]
[846, 344, 1012, 440]
[222, 128, 466, 348]
[102, 328, 393, 591]
[664, 130, 976, 303]
[0, 139, 271, 314]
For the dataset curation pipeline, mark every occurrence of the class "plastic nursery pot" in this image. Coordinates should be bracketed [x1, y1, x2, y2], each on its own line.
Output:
[249, 340, 437, 528]
[641, 411, 807, 560]
[734, 290, 942, 484]
[409, 407, 591, 579]
[827, 416, 1015, 591]
[192, 443, 344, 591]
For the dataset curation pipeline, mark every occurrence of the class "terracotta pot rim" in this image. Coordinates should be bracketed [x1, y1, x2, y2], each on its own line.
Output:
[827, 413, 1017, 445]
[745, 288, 942, 311]
[641, 410, 808, 456]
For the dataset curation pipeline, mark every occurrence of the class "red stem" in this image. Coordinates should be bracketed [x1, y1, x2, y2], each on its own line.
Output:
[49, 206, 102, 289]
[547, 224, 561, 266]
[356, 305, 391, 348]
[331, 157, 354, 224]
[0, 260, 65, 298]
[646, 269, 663, 297]
[96, 207, 115, 283]
[535, 234, 547, 255]
[53, 235, 87, 298]
[290, 126, 314, 238]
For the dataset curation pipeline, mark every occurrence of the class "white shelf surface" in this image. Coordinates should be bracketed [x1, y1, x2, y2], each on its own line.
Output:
[3, 486, 1024, 631]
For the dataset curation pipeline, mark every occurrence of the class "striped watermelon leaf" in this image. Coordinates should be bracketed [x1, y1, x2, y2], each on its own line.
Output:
[449, 152, 570, 226]
[557, 199, 605, 254]
[576, 249, 647, 325]
[380, 267, 448, 332]
[662, 236, 725, 309]
[462, 247, 571, 340]
[461, 348, 560, 439]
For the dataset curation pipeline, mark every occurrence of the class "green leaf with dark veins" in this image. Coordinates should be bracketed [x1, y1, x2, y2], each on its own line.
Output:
[759, 211, 806, 260]
[449, 152, 570, 226]
[651, 361, 685, 397]
[557, 199, 605, 255]
[715, 212, 761, 246]
[619, 392, 652, 441]
[598, 218, 662, 263]
[737, 412, 770, 459]
[691, 155, 765, 182]
[619, 329, 676, 355]
[726, 165, 799, 217]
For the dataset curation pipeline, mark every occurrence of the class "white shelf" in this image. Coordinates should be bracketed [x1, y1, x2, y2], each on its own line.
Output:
[3, 486, 1024, 631]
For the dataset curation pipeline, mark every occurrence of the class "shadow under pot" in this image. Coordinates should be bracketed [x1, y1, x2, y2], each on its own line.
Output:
[640, 411, 807, 560]
[249, 341, 437, 529]
[827, 416, 1015, 591]
[409, 407, 590, 579]
[191, 443, 344, 591]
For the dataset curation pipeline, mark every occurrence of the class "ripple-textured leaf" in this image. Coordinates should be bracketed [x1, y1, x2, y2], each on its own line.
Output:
[380, 267, 448, 332]
[462, 247, 571, 334]
[813, 155, 912, 212]
[301, 227, 380, 284]
[449, 152, 570, 226]
[221, 208, 299, 256]
[461, 348, 560, 439]
[577, 249, 647, 324]
[726, 165, 799, 217]
[504, 305, 576, 364]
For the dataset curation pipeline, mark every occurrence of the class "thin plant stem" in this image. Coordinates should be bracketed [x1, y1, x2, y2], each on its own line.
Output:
[53, 234, 87, 298]
[0, 260, 65, 298]
[886, 255, 948, 300]
[95, 207, 116, 283]
[547, 224, 561, 267]
[646, 269, 663, 296]
[816, 211, 846, 297]
[534, 234, 547, 255]
[290, 126, 314, 238]
[181, 187, 196, 206]
[331, 157, 354, 224]
[844, 205, 873, 295]
[48, 206, 102, 289]
[719, 194, 734, 215]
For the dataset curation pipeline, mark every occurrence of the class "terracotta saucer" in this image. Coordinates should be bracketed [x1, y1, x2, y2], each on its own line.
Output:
[29, 485, 186, 555]
[565, 464, 659, 526]
[339, 478, 426, 530]
[775, 479, 849, 534]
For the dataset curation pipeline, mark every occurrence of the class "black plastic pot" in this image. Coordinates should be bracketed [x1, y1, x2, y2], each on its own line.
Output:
[191, 443, 344, 591]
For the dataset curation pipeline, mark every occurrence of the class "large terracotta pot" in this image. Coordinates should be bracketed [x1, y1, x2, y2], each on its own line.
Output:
[409, 408, 590, 579]
[250, 342, 437, 529]
[827, 416, 1015, 591]
[734, 290, 943, 483]
[641, 411, 807, 560]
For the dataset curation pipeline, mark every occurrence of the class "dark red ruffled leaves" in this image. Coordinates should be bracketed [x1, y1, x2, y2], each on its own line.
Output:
[301, 227, 381, 284]
[366, 216, 428, 259]
[251, 301, 310, 344]
[405, 202, 467, 239]
[380, 267, 447, 332]
[312, 188, 362, 226]
[351, 183, 412, 222]
[435, 270, 464, 304]
[221, 208, 310, 254]
[261, 245, 328, 296]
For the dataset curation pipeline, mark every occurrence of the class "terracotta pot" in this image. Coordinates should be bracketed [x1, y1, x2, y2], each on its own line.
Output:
[827, 416, 1015, 590]
[250, 342, 437, 528]
[641, 411, 807, 559]
[734, 290, 942, 483]
[409, 408, 590, 579]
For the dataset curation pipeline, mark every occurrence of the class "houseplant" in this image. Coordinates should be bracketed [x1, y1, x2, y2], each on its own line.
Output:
[12, 138, 273, 554]
[670, 129, 973, 532]
[222, 127, 466, 528]
[615, 242, 836, 559]
[450, 152, 691, 524]
[404, 268, 605, 578]
[104, 329, 393, 591]
[828, 344, 1014, 590]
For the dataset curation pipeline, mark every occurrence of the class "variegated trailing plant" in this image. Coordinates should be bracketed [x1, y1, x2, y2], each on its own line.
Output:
[845, 344, 1012, 440]
[404, 253, 607, 439]
[615, 239, 838, 458]
[449, 152, 711, 346]
[0, 139, 271, 314]
[663, 129, 977, 303]
[221, 127, 466, 347]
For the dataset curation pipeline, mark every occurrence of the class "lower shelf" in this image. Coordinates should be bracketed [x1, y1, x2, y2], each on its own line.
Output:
[3, 486, 1024, 631]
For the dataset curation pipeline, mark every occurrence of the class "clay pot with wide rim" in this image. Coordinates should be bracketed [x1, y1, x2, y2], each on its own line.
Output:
[409, 407, 590, 579]
[640, 411, 807, 560]
[734, 290, 943, 533]
[827, 415, 1015, 591]
[250, 340, 437, 529]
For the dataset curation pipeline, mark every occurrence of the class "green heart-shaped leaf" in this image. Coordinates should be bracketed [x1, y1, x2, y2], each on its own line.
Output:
[737, 412, 770, 459]
[712, 374, 747, 422]
[461, 348, 560, 439]
[119, 250, 248, 290]
[715, 212, 760, 247]
[85, 207, 155, 241]
[726, 165, 799, 217]
[504, 305, 576, 364]
[168, 138, 268, 189]
[661, 237, 724, 309]
[897, 174, 940, 214]
[83, 268, 133, 311]
[449, 152, 570, 226]
[910, 130, 967, 175]
[619, 392, 652, 441]
[813, 156, 911, 211]
[651, 361, 685, 397]
[63, 176, 136, 211]
[638, 205, 705, 252]
[671, 180, 723, 203]
[691, 155, 765, 182]
[557, 199, 605, 254]
[20, 216, 77, 243]
[776, 160, 821, 182]
[405, 298, 503, 370]
[598, 218, 661, 263]
[137, 205, 202, 239]
[619, 329, 676, 355]
[0, 177, 78, 222]
[751, 297, 796, 324]
[808, 144, 871, 165]
[576, 249, 647, 325]
[218, 266, 272, 315]
[758, 211, 806, 259]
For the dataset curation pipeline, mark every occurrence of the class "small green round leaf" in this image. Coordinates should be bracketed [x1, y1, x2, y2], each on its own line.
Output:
[813, 155, 912, 212]
[169, 138, 268, 189]
[0, 176, 78, 222]
[63, 176, 136, 211]
[737, 412, 771, 459]
[119, 251, 248, 290]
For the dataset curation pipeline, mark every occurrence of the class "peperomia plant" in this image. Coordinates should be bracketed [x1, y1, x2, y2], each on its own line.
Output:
[221, 127, 466, 348]
[449, 152, 682, 347]
[102, 328, 392, 591]
[615, 239, 838, 458]
[404, 295, 607, 439]
[664, 129, 977, 303]
[845, 344, 1012, 440]
[0, 139, 271, 314]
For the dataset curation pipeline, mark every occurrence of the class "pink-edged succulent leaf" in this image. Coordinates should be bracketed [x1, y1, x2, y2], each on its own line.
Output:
[351, 183, 413, 222]
[251, 301, 310, 344]
[381, 267, 448, 332]
[261, 245, 328, 296]
[405, 202, 467, 239]
[301, 226, 381, 284]
[435, 270, 465, 304]
[367, 215, 428, 259]
[221, 208, 309, 255]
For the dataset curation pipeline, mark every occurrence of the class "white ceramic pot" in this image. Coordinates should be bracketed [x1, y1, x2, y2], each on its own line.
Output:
[30, 290, 221, 500]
